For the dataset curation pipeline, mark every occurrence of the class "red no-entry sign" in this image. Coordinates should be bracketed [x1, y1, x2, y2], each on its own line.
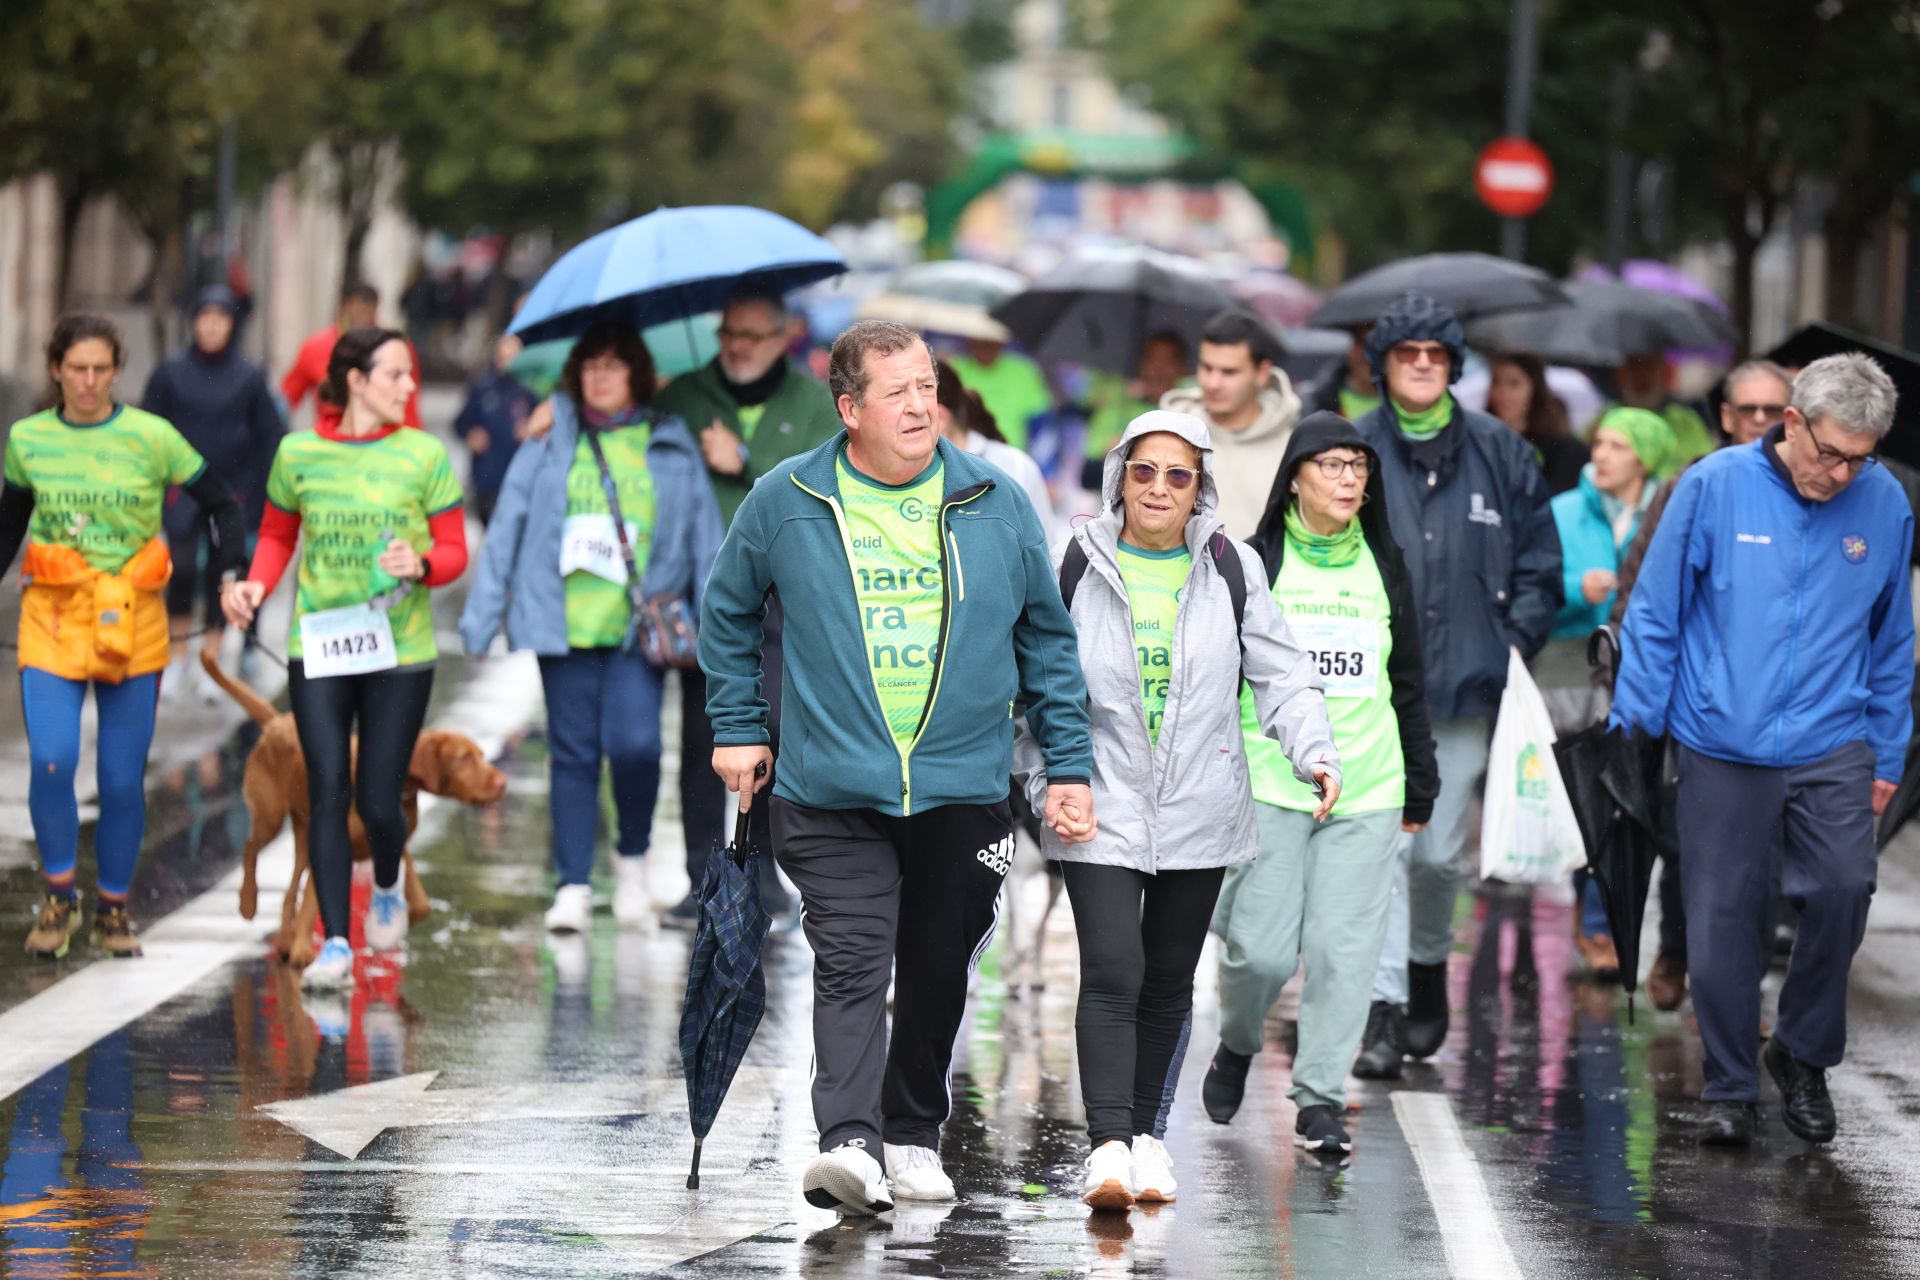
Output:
[1475, 137, 1554, 218]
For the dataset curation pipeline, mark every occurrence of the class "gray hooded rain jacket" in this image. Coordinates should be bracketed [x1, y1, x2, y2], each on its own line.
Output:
[1015, 410, 1339, 873]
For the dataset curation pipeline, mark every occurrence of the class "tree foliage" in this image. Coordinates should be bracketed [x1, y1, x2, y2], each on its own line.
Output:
[0, 0, 997, 306]
[1102, 0, 1920, 346]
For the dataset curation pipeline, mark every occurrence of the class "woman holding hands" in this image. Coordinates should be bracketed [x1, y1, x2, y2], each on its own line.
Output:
[1018, 409, 1338, 1213]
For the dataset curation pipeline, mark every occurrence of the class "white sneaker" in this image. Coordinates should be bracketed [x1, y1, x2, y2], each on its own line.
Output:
[802, 1140, 893, 1216]
[1082, 1139, 1135, 1211]
[301, 936, 355, 989]
[884, 1143, 956, 1200]
[365, 883, 408, 952]
[545, 883, 592, 934]
[612, 855, 648, 925]
[1130, 1134, 1176, 1203]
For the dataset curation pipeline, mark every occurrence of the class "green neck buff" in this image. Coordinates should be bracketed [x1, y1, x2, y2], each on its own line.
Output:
[1393, 393, 1453, 440]
[1284, 503, 1365, 568]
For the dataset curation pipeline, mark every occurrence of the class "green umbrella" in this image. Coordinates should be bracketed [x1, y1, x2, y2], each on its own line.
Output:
[506, 313, 721, 396]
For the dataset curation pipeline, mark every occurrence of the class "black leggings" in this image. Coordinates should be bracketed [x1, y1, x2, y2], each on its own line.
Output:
[288, 662, 434, 939]
[1062, 861, 1226, 1148]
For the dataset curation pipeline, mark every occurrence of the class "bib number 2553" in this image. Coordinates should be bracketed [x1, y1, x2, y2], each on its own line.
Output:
[299, 603, 398, 678]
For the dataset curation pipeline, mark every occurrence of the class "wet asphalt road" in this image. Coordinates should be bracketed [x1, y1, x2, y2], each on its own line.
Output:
[3, 562, 1920, 1270]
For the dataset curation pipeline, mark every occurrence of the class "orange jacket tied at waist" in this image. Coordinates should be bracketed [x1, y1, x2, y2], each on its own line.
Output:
[18, 539, 174, 681]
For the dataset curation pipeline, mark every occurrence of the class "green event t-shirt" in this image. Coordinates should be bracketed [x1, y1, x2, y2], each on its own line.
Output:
[838, 453, 945, 752]
[3, 405, 205, 574]
[1339, 387, 1382, 421]
[563, 425, 655, 649]
[949, 353, 1050, 451]
[265, 427, 464, 666]
[735, 403, 767, 443]
[1083, 373, 1151, 461]
[1117, 541, 1191, 748]
[1243, 538, 1404, 814]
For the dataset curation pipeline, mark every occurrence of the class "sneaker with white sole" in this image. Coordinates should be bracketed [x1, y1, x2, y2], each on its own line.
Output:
[802, 1139, 893, 1216]
[612, 855, 648, 925]
[1130, 1134, 1176, 1203]
[1082, 1139, 1135, 1212]
[301, 936, 355, 988]
[365, 883, 408, 952]
[545, 883, 593, 934]
[884, 1143, 956, 1200]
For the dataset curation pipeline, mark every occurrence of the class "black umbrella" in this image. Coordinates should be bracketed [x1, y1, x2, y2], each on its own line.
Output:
[1877, 678, 1920, 851]
[1468, 280, 1737, 367]
[1767, 323, 1920, 471]
[1554, 723, 1666, 1020]
[1310, 252, 1571, 329]
[990, 247, 1241, 374]
[680, 767, 772, 1190]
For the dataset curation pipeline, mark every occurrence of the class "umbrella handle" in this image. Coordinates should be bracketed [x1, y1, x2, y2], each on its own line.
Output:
[688, 1135, 704, 1190]
[730, 761, 768, 867]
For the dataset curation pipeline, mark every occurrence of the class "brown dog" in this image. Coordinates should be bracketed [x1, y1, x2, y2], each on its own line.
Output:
[200, 647, 507, 966]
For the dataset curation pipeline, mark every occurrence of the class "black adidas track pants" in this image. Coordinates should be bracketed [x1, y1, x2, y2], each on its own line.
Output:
[771, 797, 1012, 1152]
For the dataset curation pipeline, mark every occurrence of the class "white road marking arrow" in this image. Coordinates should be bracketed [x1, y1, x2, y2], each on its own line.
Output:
[256, 1071, 683, 1159]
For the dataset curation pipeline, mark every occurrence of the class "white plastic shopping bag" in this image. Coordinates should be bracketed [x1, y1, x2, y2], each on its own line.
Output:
[1479, 647, 1588, 883]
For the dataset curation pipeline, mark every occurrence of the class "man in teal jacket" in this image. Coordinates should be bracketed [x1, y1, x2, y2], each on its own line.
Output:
[701, 319, 1094, 1216]
[655, 291, 844, 923]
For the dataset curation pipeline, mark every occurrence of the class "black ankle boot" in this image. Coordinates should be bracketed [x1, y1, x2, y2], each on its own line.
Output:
[1202, 1043, 1253, 1123]
[1351, 1001, 1405, 1080]
[1404, 961, 1450, 1060]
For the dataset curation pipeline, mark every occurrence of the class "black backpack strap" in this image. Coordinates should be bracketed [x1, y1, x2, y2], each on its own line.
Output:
[1059, 536, 1091, 611]
[1208, 530, 1247, 651]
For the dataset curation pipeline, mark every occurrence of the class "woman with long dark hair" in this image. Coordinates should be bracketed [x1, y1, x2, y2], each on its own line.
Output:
[1487, 352, 1586, 494]
[224, 327, 469, 987]
[2, 314, 247, 957]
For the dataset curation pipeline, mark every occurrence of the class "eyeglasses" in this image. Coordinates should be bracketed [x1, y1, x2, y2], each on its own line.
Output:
[1389, 343, 1449, 368]
[1126, 462, 1198, 490]
[717, 326, 784, 344]
[1729, 401, 1786, 421]
[1807, 421, 1877, 474]
[1311, 455, 1370, 480]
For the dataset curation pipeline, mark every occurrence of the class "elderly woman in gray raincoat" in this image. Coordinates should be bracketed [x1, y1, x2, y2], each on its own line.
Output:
[1016, 409, 1339, 1215]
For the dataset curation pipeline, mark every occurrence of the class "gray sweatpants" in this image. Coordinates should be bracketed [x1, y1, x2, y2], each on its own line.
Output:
[1373, 717, 1488, 1003]
[1214, 805, 1404, 1110]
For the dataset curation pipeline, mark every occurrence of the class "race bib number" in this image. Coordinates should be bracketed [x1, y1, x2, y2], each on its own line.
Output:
[560, 513, 638, 584]
[299, 603, 398, 679]
[1290, 615, 1380, 699]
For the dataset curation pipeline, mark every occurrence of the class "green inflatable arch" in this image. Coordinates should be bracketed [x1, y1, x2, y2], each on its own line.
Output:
[923, 131, 1314, 269]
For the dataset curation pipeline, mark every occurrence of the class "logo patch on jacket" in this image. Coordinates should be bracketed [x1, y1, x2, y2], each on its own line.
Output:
[975, 834, 1014, 876]
[1467, 493, 1502, 527]
[1842, 533, 1868, 563]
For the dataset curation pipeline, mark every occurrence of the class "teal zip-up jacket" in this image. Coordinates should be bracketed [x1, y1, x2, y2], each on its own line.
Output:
[699, 431, 1092, 816]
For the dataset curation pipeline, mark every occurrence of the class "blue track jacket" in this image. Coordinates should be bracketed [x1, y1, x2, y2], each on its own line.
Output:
[1611, 431, 1915, 781]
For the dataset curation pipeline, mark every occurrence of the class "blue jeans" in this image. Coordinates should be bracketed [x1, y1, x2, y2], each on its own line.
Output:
[1574, 870, 1611, 937]
[20, 669, 160, 897]
[537, 648, 665, 886]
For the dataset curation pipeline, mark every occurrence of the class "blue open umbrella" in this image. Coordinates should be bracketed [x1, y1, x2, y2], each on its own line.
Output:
[510, 205, 846, 345]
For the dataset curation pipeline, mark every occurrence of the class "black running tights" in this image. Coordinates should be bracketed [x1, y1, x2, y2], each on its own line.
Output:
[288, 662, 434, 939]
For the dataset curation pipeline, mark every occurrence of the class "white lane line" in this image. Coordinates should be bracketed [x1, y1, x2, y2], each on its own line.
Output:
[0, 656, 545, 1104]
[1392, 1091, 1525, 1280]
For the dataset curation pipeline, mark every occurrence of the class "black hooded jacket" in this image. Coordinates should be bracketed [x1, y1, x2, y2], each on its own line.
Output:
[1250, 411, 1440, 825]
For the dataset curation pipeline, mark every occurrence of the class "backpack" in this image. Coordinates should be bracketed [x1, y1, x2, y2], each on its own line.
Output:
[1058, 529, 1247, 666]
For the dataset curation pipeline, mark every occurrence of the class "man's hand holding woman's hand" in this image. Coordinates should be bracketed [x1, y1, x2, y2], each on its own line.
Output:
[1045, 782, 1097, 844]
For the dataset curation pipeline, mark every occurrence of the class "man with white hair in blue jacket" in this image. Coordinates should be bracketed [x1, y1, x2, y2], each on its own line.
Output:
[1613, 352, 1914, 1150]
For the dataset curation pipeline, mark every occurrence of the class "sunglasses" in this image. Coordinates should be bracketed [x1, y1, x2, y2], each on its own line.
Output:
[1126, 462, 1199, 490]
[1729, 401, 1786, 421]
[1390, 343, 1449, 367]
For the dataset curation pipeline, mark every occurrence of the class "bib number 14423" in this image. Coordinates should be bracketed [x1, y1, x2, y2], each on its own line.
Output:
[299, 603, 398, 678]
